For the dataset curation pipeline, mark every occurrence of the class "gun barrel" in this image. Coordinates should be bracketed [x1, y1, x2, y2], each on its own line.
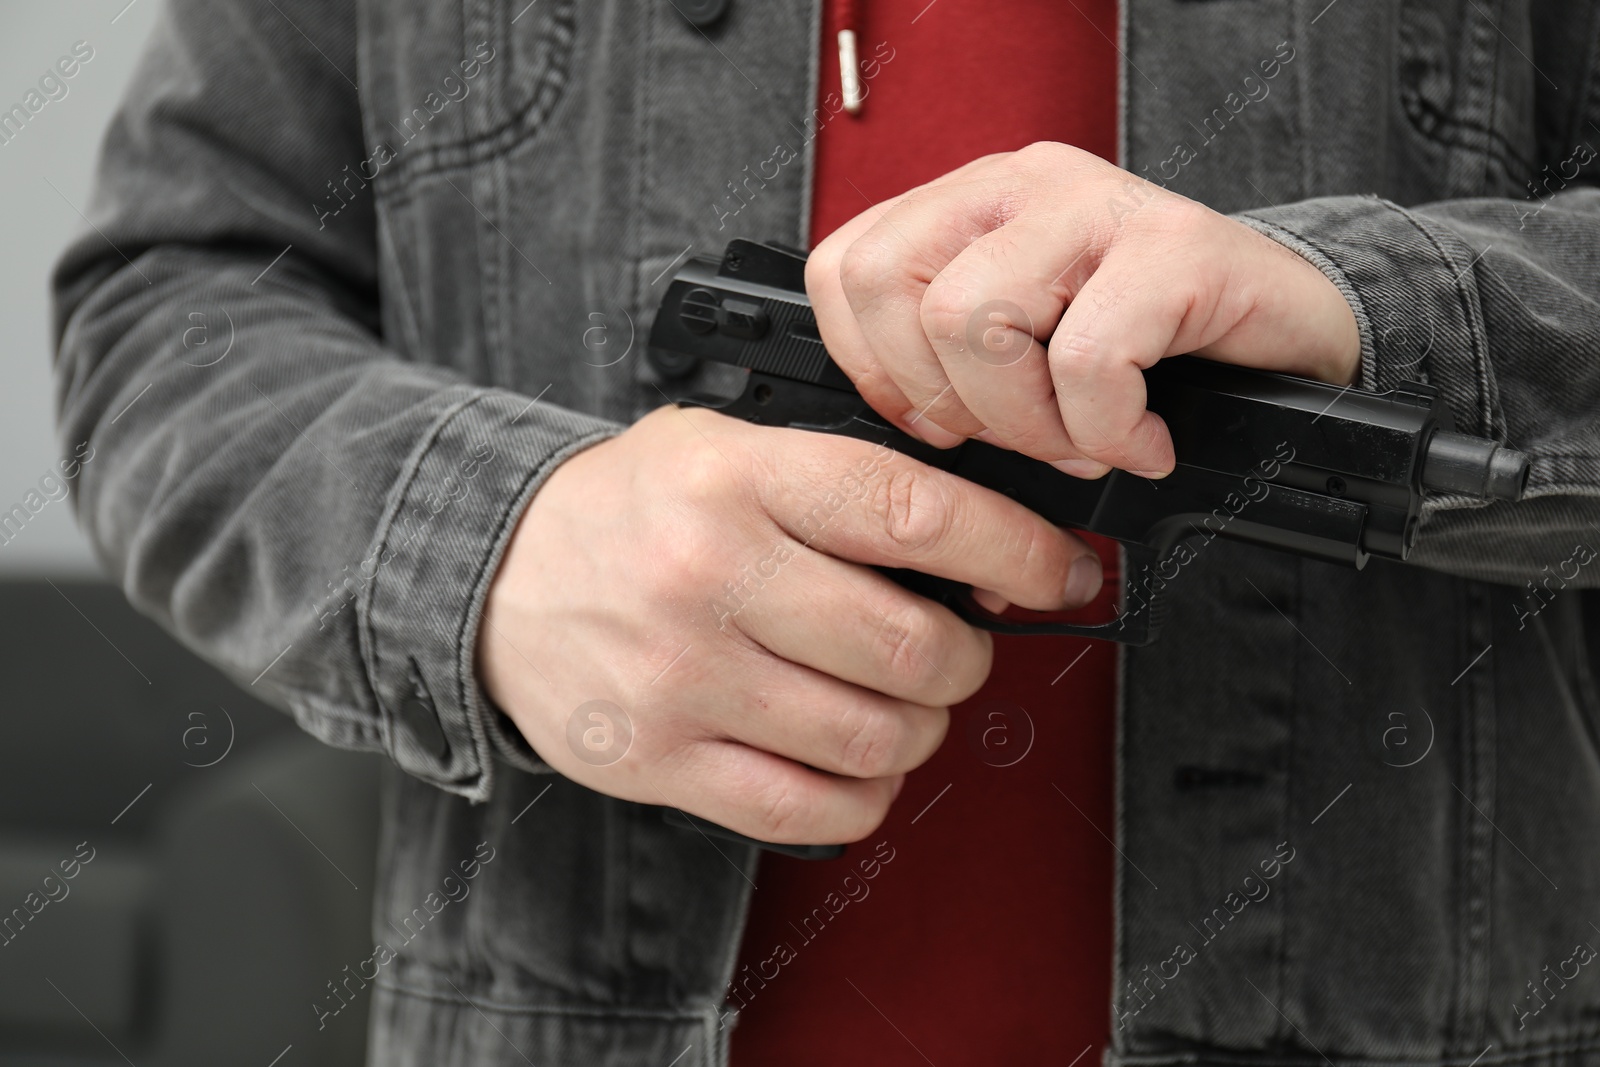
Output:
[1422, 430, 1530, 502]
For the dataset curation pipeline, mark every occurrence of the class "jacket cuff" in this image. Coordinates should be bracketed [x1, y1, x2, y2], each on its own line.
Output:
[359, 387, 620, 801]
[1234, 195, 1500, 441]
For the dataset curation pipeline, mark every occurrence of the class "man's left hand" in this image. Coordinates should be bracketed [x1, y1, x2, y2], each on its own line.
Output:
[806, 142, 1362, 479]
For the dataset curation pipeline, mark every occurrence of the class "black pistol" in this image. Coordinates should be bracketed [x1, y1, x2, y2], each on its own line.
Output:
[647, 238, 1529, 859]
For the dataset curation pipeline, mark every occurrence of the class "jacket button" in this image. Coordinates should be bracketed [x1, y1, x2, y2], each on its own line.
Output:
[675, 0, 731, 29]
[399, 657, 450, 762]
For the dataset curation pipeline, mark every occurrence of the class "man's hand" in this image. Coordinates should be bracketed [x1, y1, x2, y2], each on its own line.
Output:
[806, 142, 1362, 479]
[478, 406, 1101, 844]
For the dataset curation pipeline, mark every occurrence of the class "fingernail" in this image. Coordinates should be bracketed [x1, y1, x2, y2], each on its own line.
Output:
[1065, 555, 1104, 607]
[1129, 467, 1174, 480]
[905, 417, 964, 449]
[1050, 458, 1112, 479]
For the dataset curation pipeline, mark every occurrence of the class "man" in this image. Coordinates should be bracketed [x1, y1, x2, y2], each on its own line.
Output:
[53, 0, 1600, 1065]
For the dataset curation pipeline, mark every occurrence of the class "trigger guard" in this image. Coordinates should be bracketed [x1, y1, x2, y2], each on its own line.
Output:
[948, 585, 1154, 643]
[885, 556, 1162, 646]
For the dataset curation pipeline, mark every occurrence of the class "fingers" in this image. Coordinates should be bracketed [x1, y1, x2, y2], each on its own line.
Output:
[808, 157, 1013, 447]
[727, 545, 993, 705]
[918, 222, 1109, 473]
[1047, 242, 1190, 475]
[754, 426, 1104, 611]
[809, 191, 939, 443]
[701, 648, 952, 783]
[660, 741, 904, 844]
[817, 167, 1356, 477]
[866, 194, 1188, 477]
[829, 180, 1010, 443]
[808, 144, 1205, 476]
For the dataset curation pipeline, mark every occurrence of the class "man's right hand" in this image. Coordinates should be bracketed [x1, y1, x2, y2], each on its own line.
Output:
[477, 405, 1102, 844]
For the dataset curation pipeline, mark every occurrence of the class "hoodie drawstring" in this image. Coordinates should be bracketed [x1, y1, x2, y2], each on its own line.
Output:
[837, 0, 863, 114]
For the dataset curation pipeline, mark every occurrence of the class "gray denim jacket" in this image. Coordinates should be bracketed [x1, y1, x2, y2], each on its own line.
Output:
[52, 0, 1600, 1064]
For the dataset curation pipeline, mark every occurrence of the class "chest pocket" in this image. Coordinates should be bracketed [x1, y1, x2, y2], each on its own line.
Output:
[1398, 0, 1539, 196]
[359, 0, 578, 190]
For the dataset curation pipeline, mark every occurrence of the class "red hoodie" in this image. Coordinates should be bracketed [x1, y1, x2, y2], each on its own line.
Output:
[729, 0, 1122, 1062]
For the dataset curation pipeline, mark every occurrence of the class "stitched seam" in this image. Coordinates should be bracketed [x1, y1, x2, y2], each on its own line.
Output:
[376, 977, 710, 1020]
[1465, 13, 1507, 1043]
[797, 0, 823, 246]
[382, 0, 577, 185]
[1113, 575, 1131, 1048]
[1462, 581, 1498, 1050]
[1451, 583, 1473, 1048]
[448, 426, 614, 809]
[1231, 213, 1379, 386]
[1480, 0, 1506, 203]
[1567, 5, 1600, 151]
[1446, 577, 1467, 1047]
[1371, 199, 1495, 434]
[1395, 0, 1540, 177]
[1292, 0, 1311, 199]
[1400, 88, 1540, 176]
[1112, 0, 1131, 1035]
[626, 0, 650, 363]
[1113, 1038, 1600, 1067]
[361, 387, 493, 776]
[1277, 558, 1298, 1044]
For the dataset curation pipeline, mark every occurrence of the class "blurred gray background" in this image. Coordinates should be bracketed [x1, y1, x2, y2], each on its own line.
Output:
[2, 2, 144, 577]
[2, 4, 380, 1064]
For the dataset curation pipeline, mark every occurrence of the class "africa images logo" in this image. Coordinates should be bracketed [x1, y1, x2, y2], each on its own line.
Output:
[566, 700, 632, 767]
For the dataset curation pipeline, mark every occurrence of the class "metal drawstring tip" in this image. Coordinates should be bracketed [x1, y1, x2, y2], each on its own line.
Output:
[838, 29, 862, 114]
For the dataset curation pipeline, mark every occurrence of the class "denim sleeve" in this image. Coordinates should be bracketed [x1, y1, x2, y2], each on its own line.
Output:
[50, 0, 617, 801]
[1236, 186, 1600, 588]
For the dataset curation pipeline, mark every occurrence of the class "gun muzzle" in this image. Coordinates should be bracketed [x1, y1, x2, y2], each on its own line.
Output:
[1422, 430, 1530, 502]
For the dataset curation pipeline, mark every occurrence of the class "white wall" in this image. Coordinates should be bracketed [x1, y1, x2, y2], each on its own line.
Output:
[0, 1, 161, 576]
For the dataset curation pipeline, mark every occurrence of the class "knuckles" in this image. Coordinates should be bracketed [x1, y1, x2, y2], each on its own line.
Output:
[1008, 139, 1077, 176]
[1134, 192, 1211, 241]
[992, 418, 1076, 464]
[837, 236, 900, 312]
[833, 703, 906, 780]
[663, 414, 768, 517]
[640, 430, 766, 597]
[1048, 328, 1115, 384]
[748, 773, 894, 843]
[749, 775, 810, 841]
[669, 440, 735, 507]
[869, 466, 957, 559]
[804, 238, 844, 300]
[1006, 140, 1109, 189]
[872, 602, 948, 699]
[652, 523, 727, 612]
[1009, 522, 1075, 610]
[918, 272, 983, 352]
